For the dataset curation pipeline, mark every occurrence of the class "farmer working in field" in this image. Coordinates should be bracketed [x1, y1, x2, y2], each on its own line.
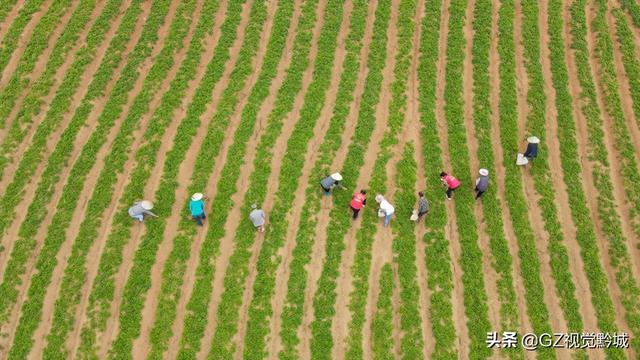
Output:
[349, 189, 367, 219]
[440, 171, 460, 200]
[375, 194, 395, 227]
[320, 172, 343, 196]
[249, 203, 266, 232]
[475, 169, 489, 199]
[417, 191, 429, 221]
[190, 192, 206, 226]
[128, 200, 157, 222]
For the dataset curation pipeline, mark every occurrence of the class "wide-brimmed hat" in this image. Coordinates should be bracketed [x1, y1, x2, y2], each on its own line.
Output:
[330, 172, 343, 181]
[251, 203, 257, 209]
[375, 194, 384, 203]
[527, 136, 540, 144]
[191, 192, 204, 201]
[479, 168, 489, 176]
[141, 200, 154, 210]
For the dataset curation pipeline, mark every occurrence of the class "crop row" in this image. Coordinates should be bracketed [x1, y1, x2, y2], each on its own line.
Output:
[613, 8, 640, 134]
[0, 0, 18, 24]
[26, 0, 180, 357]
[592, 0, 640, 245]
[570, 0, 640, 352]
[73, 0, 222, 357]
[0, 0, 136, 328]
[105, 0, 253, 358]
[276, 0, 369, 358]
[237, 0, 345, 357]
[619, 0, 640, 28]
[415, 0, 456, 356]
[441, 0, 493, 357]
[469, 0, 522, 347]
[371, 263, 394, 360]
[0, 0, 46, 77]
[302, 0, 389, 358]
[0, 0, 86, 179]
[495, 2, 558, 359]
[391, 141, 424, 360]
[520, 0, 584, 337]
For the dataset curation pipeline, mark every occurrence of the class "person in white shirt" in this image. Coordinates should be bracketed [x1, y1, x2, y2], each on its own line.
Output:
[375, 194, 395, 227]
[249, 204, 266, 232]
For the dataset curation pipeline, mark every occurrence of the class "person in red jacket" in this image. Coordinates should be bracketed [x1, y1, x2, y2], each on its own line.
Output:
[350, 189, 367, 219]
[440, 171, 460, 200]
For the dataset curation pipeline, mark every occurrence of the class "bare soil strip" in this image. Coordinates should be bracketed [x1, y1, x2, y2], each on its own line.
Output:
[433, 0, 467, 356]
[563, 0, 634, 344]
[0, 2, 148, 354]
[28, 2, 182, 357]
[0, 0, 51, 87]
[605, 0, 640, 276]
[263, 1, 351, 357]
[514, 0, 570, 338]
[461, 0, 502, 332]
[95, 1, 250, 356]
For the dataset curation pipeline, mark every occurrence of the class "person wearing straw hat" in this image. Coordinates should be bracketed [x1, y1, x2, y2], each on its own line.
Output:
[128, 200, 157, 222]
[320, 172, 343, 196]
[440, 171, 461, 200]
[475, 168, 490, 199]
[249, 204, 266, 232]
[523, 136, 540, 160]
[190, 192, 206, 226]
[375, 194, 394, 227]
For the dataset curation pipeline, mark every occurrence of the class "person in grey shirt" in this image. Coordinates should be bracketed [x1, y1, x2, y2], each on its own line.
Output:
[475, 168, 489, 199]
[128, 200, 158, 222]
[417, 191, 429, 222]
[320, 172, 343, 196]
[249, 203, 266, 232]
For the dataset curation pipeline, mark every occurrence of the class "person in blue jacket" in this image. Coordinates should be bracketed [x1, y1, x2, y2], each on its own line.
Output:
[190, 192, 206, 226]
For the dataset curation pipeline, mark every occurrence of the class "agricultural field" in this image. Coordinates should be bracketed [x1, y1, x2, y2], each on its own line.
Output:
[0, 0, 639, 358]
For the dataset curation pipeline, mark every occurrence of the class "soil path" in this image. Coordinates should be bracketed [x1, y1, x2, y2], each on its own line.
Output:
[433, 0, 467, 356]
[0, 1, 147, 355]
[0, 0, 109, 191]
[513, 0, 569, 338]
[28, 2, 181, 357]
[95, 0, 248, 357]
[0, 0, 26, 41]
[605, 0, 640, 275]
[563, 0, 634, 351]
[538, 0, 602, 355]
[406, 0, 434, 357]
[263, 0, 352, 357]
[0, 0, 51, 87]
[461, 0, 502, 333]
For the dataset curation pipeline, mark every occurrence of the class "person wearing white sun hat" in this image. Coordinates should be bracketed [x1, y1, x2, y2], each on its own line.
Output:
[249, 203, 266, 232]
[475, 168, 490, 199]
[128, 200, 157, 222]
[190, 192, 206, 226]
[320, 172, 343, 196]
[523, 136, 540, 160]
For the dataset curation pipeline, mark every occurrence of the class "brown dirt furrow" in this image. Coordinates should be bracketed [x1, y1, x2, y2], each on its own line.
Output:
[461, 0, 501, 333]
[432, 0, 467, 356]
[289, 2, 376, 359]
[96, 0, 247, 356]
[605, 1, 640, 275]
[578, 1, 638, 341]
[226, 1, 333, 358]
[0, 0, 50, 87]
[407, 0, 433, 356]
[0, 0, 26, 41]
[0, 0, 106, 189]
[29, 1, 180, 357]
[0, 3, 149, 354]
[538, 0, 602, 357]
[264, 0, 351, 357]
[360, 1, 400, 358]
[0, 0, 135, 274]
[491, 0, 532, 347]
[514, 0, 569, 339]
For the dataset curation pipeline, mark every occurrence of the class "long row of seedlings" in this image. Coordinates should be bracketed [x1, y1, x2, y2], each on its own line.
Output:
[0, 0, 144, 334]
[569, 0, 640, 353]
[0, 0, 48, 76]
[371, 263, 394, 360]
[612, 6, 640, 136]
[276, 0, 369, 358]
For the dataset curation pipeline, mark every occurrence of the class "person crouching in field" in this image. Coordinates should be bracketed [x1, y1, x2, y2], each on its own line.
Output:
[249, 204, 266, 232]
[128, 200, 158, 222]
[440, 171, 460, 200]
[190, 193, 206, 226]
[350, 189, 367, 219]
[320, 172, 343, 196]
[375, 194, 395, 227]
[475, 169, 489, 199]
[416, 191, 429, 222]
